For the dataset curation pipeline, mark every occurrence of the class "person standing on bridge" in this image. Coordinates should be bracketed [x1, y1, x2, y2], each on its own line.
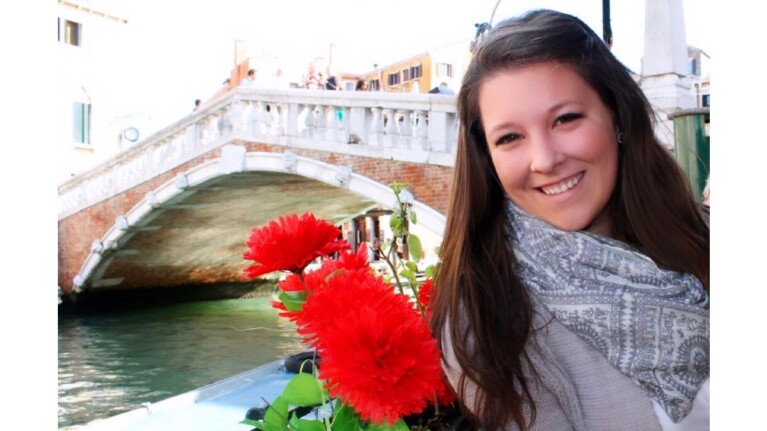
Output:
[239, 68, 257, 88]
[430, 9, 709, 431]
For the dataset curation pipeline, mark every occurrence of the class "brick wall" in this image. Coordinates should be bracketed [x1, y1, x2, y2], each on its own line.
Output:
[240, 142, 454, 214]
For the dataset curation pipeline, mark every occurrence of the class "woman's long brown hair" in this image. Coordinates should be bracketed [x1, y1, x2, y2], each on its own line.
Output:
[430, 9, 709, 431]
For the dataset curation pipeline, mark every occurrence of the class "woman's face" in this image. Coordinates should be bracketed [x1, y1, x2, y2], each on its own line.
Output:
[479, 62, 618, 236]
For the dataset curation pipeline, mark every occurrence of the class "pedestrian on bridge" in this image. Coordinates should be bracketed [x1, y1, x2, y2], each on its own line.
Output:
[430, 9, 709, 431]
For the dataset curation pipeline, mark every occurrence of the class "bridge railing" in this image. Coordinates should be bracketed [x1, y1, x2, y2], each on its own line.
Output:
[58, 88, 459, 219]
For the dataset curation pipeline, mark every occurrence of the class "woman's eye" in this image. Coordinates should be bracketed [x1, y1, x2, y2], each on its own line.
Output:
[555, 112, 583, 125]
[495, 133, 521, 146]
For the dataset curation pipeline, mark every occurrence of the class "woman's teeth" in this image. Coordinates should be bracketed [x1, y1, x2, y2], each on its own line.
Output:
[541, 173, 584, 195]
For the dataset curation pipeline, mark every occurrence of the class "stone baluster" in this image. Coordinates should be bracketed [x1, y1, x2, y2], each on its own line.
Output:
[228, 99, 244, 133]
[254, 101, 269, 135]
[200, 117, 211, 145]
[204, 114, 219, 145]
[216, 109, 228, 139]
[268, 103, 280, 135]
[219, 106, 233, 138]
[314, 105, 328, 140]
[173, 132, 186, 161]
[382, 108, 397, 148]
[185, 123, 198, 154]
[368, 107, 384, 147]
[427, 111, 448, 152]
[166, 137, 178, 165]
[326, 105, 339, 141]
[277, 103, 289, 136]
[347, 106, 367, 145]
[413, 111, 429, 151]
[286, 102, 299, 137]
[447, 113, 460, 153]
[245, 100, 258, 136]
[397, 109, 413, 149]
[338, 106, 351, 144]
[302, 104, 316, 138]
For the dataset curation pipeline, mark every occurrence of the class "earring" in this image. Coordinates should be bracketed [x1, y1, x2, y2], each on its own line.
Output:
[617, 132, 623, 144]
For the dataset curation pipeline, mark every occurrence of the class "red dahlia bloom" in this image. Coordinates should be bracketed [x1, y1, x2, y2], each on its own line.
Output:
[333, 245, 371, 272]
[277, 273, 305, 292]
[243, 213, 349, 278]
[274, 251, 374, 321]
[298, 272, 443, 425]
[294, 269, 382, 345]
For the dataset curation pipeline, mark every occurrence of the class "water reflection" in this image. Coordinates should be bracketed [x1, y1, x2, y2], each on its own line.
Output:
[58, 296, 303, 428]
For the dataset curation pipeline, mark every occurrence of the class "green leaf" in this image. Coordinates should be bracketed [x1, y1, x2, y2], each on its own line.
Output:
[405, 261, 418, 273]
[240, 418, 268, 429]
[288, 415, 326, 431]
[389, 182, 409, 195]
[278, 291, 306, 312]
[407, 234, 423, 262]
[282, 373, 325, 406]
[332, 403, 363, 431]
[264, 396, 289, 431]
[409, 210, 417, 225]
[424, 265, 435, 279]
[389, 214, 403, 235]
[366, 419, 410, 431]
[399, 268, 416, 283]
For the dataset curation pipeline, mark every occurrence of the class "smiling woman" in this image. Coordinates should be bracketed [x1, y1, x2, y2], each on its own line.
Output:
[480, 62, 618, 236]
[430, 9, 710, 431]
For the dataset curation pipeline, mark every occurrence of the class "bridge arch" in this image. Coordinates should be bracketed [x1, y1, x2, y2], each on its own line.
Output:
[70, 145, 446, 294]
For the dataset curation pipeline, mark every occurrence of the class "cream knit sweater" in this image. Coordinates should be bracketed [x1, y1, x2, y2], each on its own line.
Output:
[442, 305, 663, 430]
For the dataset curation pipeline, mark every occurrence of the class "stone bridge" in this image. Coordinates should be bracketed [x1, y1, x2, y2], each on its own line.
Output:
[58, 88, 458, 301]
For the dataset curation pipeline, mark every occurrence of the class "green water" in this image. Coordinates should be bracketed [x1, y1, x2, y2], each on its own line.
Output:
[57, 296, 304, 428]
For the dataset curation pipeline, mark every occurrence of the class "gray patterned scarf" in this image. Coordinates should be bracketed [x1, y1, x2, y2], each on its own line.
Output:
[506, 200, 709, 423]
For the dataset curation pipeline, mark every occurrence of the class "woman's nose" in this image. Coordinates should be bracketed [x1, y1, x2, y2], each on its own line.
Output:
[529, 135, 564, 173]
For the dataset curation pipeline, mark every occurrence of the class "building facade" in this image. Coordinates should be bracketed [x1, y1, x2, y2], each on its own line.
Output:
[57, 0, 139, 182]
[357, 41, 470, 94]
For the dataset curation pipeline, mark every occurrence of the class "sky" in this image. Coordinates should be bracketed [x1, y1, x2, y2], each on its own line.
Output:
[100, 0, 712, 131]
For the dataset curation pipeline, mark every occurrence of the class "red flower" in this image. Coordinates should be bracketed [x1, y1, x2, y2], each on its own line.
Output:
[243, 213, 349, 278]
[301, 247, 372, 292]
[333, 245, 371, 272]
[277, 273, 306, 292]
[294, 269, 382, 344]
[274, 250, 374, 320]
[297, 271, 443, 425]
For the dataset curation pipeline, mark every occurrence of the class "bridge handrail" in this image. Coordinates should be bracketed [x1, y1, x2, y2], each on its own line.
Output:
[58, 88, 459, 219]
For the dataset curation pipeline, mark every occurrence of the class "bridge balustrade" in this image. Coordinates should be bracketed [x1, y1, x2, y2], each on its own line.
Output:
[58, 88, 459, 220]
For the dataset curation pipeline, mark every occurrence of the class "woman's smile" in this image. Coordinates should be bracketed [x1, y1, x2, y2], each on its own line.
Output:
[538, 171, 585, 196]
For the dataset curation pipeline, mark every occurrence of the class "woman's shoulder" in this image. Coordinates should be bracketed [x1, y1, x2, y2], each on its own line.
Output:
[531, 314, 663, 430]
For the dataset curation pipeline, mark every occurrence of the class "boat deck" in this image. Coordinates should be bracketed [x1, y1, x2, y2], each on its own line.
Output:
[73, 359, 293, 431]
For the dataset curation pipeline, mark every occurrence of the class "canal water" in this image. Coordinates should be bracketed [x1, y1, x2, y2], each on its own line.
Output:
[58, 295, 304, 429]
